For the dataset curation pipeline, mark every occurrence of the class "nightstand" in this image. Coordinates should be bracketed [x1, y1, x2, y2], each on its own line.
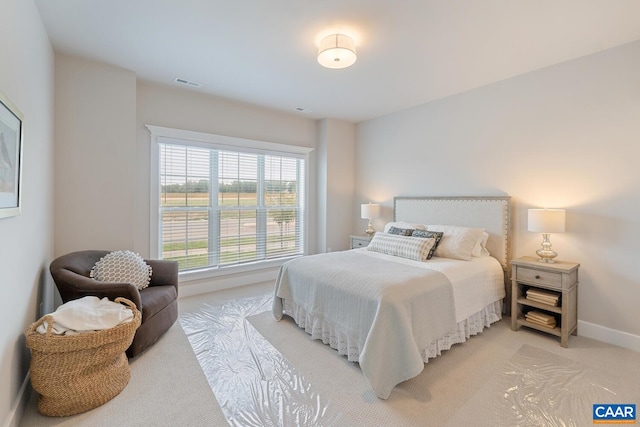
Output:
[511, 256, 580, 347]
[350, 235, 372, 249]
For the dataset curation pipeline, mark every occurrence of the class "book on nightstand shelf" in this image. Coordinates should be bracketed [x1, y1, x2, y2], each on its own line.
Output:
[526, 288, 560, 307]
[525, 310, 557, 328]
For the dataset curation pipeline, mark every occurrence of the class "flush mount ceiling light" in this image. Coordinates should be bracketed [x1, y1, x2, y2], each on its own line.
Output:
[317, 34, 357, 69]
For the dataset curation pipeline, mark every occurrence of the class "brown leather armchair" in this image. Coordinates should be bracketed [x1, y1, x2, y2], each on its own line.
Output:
[49, 250, 178, 358]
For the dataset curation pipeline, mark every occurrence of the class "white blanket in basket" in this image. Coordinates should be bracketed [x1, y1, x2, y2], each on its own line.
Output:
[37, 296, 134, 335]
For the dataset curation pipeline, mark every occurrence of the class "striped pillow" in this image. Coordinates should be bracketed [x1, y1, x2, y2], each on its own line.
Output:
[410, 230, 444, 260]
[367, 233, 436, 262]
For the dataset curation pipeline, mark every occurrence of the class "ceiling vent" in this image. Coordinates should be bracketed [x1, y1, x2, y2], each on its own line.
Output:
[174, 78, 202, 88]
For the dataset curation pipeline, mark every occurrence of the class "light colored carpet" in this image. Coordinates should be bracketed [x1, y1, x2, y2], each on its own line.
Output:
[19, 322, 228, 427]
[247, 310, 504, 426]
[247, 308, 640, 426]
[19, 283, 640, 427]
[445, 344, 640, 426]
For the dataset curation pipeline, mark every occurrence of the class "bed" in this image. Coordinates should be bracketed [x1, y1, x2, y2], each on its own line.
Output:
[272, 196, 511, 399]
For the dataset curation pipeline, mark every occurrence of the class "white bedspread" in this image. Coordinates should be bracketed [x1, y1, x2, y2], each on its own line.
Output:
[357, 249, 506, 322]
[273, 250, 462, 399]
[272, 250, 505, 399]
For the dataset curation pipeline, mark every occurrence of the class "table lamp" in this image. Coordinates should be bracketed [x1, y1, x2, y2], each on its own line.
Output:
[361, 203, 380, 237]
[528, 208, 565, 263]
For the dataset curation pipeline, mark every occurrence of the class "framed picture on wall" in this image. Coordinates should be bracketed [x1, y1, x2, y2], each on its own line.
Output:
[0, 90, 23, 218]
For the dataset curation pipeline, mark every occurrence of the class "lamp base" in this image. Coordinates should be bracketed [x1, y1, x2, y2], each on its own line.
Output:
[536, 249, 558, 263]
[536, 233, 558, 263]
[365, 221, 375, 237]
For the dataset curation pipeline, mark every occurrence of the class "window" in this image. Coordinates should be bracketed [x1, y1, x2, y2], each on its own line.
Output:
[149, 126, 310, 273]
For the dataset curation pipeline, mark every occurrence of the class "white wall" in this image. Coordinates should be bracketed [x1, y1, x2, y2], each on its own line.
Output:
[316, 119, 356, 253]
[54, 54, 137, 257]
[356, 41, 640, 347]
[0, 1, 54, 426]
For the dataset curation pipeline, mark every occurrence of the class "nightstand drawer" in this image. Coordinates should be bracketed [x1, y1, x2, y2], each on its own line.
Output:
[517, 267, 562, 289]
[352, 238, 369, 248]
[350, 235, 371, 249]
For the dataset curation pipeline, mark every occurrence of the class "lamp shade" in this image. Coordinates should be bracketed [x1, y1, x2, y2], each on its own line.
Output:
[361, 203, 380, 220]
[528, 209, 565, 233]
[317, 34, 357, 69]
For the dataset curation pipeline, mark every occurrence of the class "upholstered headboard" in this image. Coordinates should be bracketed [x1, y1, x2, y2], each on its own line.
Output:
[394, 196, 512, 270]
[394, 196, 512, 314]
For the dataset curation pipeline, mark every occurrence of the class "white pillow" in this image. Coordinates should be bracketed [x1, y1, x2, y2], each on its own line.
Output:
[472, 231, 490, 257]
[383, 221, 427, 234]
[367, 232, 435, 262]
[90, 250, 152, 291]
[426, 225, 484, 261]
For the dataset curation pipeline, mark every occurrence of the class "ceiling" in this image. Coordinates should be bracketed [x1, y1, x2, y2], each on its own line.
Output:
[35, 1, 640, 123]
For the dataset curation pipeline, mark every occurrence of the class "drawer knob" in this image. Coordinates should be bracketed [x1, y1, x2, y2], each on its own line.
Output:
[535, 275, 541, 279]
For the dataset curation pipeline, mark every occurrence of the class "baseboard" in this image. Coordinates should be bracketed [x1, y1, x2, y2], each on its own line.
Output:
[3, 371, 31, 427]
[178, 268, 279, 298]
[578, 320, 640, 353]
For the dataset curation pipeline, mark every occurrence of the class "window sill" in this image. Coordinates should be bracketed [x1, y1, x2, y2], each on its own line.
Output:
[178, 256, 299, 284]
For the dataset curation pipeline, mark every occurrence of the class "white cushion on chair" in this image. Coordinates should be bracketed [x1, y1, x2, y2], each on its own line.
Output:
[90, 250, 152, 290]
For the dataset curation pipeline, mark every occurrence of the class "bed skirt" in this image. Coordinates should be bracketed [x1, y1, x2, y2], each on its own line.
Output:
[282, 299, 503, 364]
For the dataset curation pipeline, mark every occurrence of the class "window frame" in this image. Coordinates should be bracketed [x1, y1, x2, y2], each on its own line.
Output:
[147, 125, 313, 280]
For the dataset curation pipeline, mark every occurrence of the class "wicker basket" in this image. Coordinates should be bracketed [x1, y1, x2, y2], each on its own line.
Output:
[25, 297, 141, 417]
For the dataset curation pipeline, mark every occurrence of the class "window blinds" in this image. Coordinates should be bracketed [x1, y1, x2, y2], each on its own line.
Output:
[159, 141, 305, 271]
